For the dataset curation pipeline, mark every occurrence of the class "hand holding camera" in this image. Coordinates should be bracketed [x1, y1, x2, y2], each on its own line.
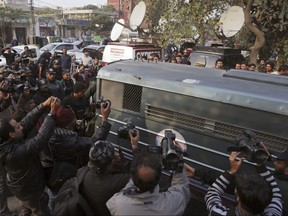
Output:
[129, 129, 139, 150]
[229, 151, 245, 174]
[101, 99, 111, 123]
[227, 130, 270, 164]
[50, 97, 61, 115]
[117, 122, 137, 140]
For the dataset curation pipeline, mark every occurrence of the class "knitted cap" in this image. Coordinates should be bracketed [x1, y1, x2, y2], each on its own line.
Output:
[89, 141, 115, 167]
[55, 105, 75, 128]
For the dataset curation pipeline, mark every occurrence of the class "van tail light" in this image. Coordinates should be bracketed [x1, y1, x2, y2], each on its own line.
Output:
[101, 62, 108, 67]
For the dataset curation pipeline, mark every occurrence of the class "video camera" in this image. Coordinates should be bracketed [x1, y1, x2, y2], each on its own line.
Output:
[117, 122, 137, 140]
[227, 130, 270, 163]
[148, 130, 184, 171]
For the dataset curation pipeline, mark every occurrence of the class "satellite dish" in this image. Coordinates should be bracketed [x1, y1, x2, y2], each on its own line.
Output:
[220, 6, 244, 38]
[110, 19, 125, 41]
[129, 1, 146, 31]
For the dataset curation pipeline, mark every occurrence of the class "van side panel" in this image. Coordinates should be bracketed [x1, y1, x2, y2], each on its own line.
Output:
[97, 78, 288, 172]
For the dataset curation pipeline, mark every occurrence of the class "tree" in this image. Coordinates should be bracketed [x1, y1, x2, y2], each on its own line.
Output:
[82, 4, 99, 10]
[90, 14, 115, 37]
[36, 8, 61, 37]
[256, 0, 288, 65]
[0, 7, 23, 43]
[235, 0, 288, 65]
[102, 5, 116, 12]
[136, 0, 229, 47]
[242, 0, 265, 64]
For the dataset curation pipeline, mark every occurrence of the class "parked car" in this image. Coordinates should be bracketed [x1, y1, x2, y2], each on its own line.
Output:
[26, 36, 48, 48]
[39, 42, 79, 55]
[13, 45, 40, 60]
[0, 54, 6, 66]
[0, 45, 40, 66]
[188, 46, 245, 69]
[62, 37, 78, 43]
[73, 40, 96, 49]
[46, 36, 62, 44]
[73, 45, 106, 65]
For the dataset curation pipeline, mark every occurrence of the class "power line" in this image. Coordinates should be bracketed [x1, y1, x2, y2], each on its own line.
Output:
[36, 0, 61, 8]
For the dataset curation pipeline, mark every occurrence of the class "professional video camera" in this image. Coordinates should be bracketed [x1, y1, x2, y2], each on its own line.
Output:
[148, 130, 185, 171]
[161, 130, 184, 170]
[95, 96, 109, 109]
[117, 122, 137, 140]
[227, 130, 270, 163]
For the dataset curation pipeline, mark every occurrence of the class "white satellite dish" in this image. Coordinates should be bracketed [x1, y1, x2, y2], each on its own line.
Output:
[129, 1, 146, 31]
[221, 6, 244, 38]
[110, 19, 125, 41]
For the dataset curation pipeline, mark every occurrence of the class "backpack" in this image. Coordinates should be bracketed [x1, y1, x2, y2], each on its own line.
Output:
[54, 166, 94, 216]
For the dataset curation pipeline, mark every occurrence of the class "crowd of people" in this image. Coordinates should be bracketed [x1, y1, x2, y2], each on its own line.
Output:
[215, 58, 288, 75]
[0, 44, 287, 216]
[163, 45, 288, 76]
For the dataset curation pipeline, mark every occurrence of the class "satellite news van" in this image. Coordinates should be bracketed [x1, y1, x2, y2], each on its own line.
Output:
[103, 2, 162, 66]
[102, 43, 162, 66]
[95, 60, 288, 212]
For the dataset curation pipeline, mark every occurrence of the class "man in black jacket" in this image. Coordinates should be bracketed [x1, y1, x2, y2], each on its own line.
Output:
[1, 46, 18, 66]
[40, 100, 112, 189]
[41, 100, 112, 214]
[0, 97, 60, 216]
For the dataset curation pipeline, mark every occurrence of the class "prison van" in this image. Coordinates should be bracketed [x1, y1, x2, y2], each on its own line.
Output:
[101, 43, 162, 66]
[95, 60, 288, 211]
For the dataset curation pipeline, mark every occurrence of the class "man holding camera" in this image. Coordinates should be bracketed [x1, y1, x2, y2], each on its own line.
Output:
[1, 46, 17, 66]
[205, 151, 283, 216]
[0, 80, 17, 119]
[273, 149, 288, 214]
[106, 131, 191, 215]
[0, 97, 60, 216]
[62, 82, 90, 120]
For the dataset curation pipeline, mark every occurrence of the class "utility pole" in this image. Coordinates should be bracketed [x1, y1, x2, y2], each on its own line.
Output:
[30, 0, 35, 36]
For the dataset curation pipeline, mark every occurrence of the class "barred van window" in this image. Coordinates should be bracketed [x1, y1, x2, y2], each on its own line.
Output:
[99, 80, 142, 113]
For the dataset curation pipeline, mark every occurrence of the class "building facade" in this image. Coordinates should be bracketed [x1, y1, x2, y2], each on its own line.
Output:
[107, 0, 135, 24]
[0, 0, 31, 45]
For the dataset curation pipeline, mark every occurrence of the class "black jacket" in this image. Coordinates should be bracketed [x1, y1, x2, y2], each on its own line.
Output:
[40, 121, 111, 168]
[1, 104, 55, 200]
[81, 166, 130, 216]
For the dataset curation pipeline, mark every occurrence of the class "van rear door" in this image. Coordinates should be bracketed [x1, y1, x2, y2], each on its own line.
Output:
[102, 45, 134, 65]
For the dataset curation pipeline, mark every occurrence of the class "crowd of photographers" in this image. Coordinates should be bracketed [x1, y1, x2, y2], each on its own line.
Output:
[0, 45, 287, 216]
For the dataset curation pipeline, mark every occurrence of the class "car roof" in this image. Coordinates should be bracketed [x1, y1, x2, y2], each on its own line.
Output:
[49, 42, 74, 46]
[13, 45, 39, 49]
[84, 45, 105, 49]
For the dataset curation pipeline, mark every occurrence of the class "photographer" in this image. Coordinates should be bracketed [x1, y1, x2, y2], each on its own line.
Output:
[106, 131, 191, 216]
[0, 79, 17, 119]
[41, 100, 112, 214]
[67, 135, 135, 215]
[273, 149, 288, 214]
[20, 46, 32, 66]
[205, 151, 283, 216]
[41, 100, 112, 187]
[1, 46, 17, 66]
[62, 82, 90, 120]
[0, 97, 60, 216]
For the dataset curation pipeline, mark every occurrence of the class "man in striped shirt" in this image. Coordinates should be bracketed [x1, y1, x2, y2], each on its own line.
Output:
[205, 152, 283, 216]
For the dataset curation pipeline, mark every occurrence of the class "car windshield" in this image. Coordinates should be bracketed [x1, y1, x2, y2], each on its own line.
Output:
[12, 48, 23, 54]
[40, 44, 57, 51]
